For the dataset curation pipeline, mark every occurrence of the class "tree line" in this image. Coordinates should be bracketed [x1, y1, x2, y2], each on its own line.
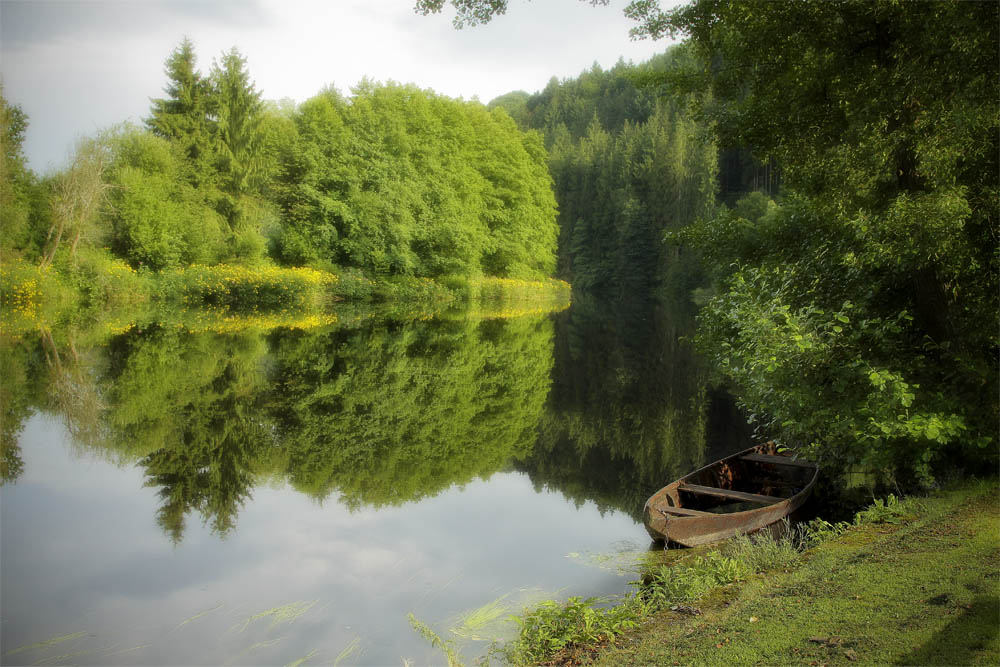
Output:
[423, 0, 998, 484]
[490, 48, 720, 293]
[0, 39, 558, 282]
[640, 0, 998, 483]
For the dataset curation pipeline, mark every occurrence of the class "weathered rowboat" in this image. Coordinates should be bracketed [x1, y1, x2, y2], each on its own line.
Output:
[643, 444, 819, 547]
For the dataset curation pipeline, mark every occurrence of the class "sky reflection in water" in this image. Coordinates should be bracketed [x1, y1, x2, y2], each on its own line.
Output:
[1, 298, 728, 665]
[3, 414, 642, 665]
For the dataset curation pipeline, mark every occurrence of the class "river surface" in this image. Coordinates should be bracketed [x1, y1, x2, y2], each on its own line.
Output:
[0, 294, 747, 665]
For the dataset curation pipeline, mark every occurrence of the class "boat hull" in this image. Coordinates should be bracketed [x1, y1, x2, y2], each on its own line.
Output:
[643, 446, 818, 547]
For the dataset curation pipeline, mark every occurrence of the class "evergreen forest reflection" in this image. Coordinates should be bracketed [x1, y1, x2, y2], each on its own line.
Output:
[1, 295, 745, 544]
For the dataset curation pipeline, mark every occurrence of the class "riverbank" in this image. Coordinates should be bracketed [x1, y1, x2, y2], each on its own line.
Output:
[516, 478, 998, 666]
[0, 256, 572, 335]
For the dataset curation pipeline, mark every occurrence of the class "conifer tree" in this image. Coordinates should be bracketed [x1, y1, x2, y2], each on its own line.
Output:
[210, 47, 264, 201]
[146, 37, 214, 187]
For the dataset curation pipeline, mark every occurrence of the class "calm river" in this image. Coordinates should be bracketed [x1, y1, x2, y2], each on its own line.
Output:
[1, 294, 746, 665]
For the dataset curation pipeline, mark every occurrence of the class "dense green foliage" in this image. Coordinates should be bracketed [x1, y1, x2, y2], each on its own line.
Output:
[1, 40, 559, 289]
[644, 0, 999, 482]
[415, 0, 998, 484]
[491, 50, 718, 292]
[0, 88, 40, 260]
[105, 128, 228, 268]
[274, 83, 557, 278]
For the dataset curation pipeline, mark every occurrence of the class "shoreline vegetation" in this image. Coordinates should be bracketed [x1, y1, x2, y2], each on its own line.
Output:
[3, 2, 996, 664]
[410, 479, 998, 666]
[0, 256, 572, 337]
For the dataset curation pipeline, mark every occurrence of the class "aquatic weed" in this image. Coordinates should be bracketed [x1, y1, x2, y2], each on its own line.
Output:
[450, 594, 514, 640]
[231, 600, 318, 634]
[408, 613, 464, 667]
[1, 631, 88, 658]
[284, 648, 318, 667]
[332, 636, 362, 666]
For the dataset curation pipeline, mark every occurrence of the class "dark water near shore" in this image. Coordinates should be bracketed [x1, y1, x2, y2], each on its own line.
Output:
[0, 294, 748, 665]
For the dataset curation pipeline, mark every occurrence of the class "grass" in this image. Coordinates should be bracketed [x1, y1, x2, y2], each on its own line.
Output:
[585, 478, 999, 666]
[496, 479, 998, 665]
[3, 252, 572, 340]
[159, 263, 336, 310]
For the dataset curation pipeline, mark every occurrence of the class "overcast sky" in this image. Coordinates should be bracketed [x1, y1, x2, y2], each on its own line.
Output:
[1, 0, 676, 173]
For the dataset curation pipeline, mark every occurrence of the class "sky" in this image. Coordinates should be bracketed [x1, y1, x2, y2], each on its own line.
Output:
[1, 0, 676, 173]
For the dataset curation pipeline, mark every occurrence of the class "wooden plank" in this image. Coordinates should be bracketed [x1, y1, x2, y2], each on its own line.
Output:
[678, 483, 781, 505]
[658, 506, 714, 517]
[741, 453, 816, 468]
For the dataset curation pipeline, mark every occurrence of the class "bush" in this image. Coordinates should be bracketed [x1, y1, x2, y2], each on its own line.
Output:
[158, 263, 336, 310]
[506, 595, 644, 665]
[62, 249, 154, 307]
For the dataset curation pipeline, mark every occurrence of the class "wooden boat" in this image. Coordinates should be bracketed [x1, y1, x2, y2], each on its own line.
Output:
[643, 444, 819, 547]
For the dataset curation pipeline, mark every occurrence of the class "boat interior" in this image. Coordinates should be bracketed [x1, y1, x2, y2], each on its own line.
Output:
[664, 452, 816, 515]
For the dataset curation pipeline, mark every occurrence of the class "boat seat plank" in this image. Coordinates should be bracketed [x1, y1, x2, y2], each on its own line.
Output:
[678, 483, 781, 505]
[741, 453, 816, 468]
[658, 506, 714, 517]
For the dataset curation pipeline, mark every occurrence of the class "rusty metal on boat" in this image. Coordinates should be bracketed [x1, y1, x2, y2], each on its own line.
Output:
[643, 444, 819, 547]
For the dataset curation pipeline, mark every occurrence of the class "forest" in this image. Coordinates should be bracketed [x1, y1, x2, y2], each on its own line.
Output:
[1, 40, 558, 293]
[3, 0, 999, 490]
[423, 0, 998, 485]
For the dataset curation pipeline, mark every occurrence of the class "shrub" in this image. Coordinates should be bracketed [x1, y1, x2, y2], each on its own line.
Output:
[158, 263, 336, 310]
[506, 595, 643, 665]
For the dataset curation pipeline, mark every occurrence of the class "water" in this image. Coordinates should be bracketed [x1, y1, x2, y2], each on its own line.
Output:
[0, 295, 747, 665]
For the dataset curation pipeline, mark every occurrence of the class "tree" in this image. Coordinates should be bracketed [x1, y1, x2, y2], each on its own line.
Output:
[146, 37, 215, 188]
[39, 135, 112, 267]
[105, 126, 226, 269]
[210, 47, 265, 201]
[503, 49, 717, 291]
[415, 0, 608, 28]
[208, 47, 274, 262]
[0, 87, 36, 258]
[658, 0, 999, 482]
[274, 82, 558, 279]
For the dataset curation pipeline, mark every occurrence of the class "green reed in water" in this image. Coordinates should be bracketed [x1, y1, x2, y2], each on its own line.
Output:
[232, 599, 318, 634]
[408, 613, 464, 667]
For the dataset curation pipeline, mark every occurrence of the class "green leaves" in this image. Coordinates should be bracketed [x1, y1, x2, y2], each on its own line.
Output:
[667, 1, 998, 483]
[276, 83, 558, 280]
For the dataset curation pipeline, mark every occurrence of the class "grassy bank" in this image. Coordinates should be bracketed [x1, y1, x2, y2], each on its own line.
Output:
[1, 257, 572, 332]
[500, 479, 998, 666]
